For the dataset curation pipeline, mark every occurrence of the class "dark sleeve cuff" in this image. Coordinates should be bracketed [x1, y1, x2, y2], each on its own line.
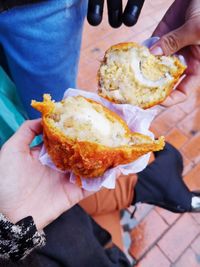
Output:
[0, 213, 45, 261]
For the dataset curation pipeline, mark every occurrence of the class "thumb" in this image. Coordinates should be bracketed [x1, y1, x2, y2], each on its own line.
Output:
[8, 119, 42, 151]
[150, 22, 195, 56]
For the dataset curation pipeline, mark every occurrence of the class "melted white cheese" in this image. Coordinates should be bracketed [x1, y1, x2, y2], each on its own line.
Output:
[73, 106, 111, 136]
[53, 97, 130, 147]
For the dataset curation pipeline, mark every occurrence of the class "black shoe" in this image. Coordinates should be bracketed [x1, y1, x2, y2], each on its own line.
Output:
[134, 142, 200, 213]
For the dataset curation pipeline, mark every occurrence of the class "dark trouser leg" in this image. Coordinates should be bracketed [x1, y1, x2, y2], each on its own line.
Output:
[35, 205, 131, 267]
[134, 143, 200, 212]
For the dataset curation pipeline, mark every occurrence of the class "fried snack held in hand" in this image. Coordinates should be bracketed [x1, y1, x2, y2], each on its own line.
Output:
[98, 42, 186, 109]
[32, 94, 164, 178]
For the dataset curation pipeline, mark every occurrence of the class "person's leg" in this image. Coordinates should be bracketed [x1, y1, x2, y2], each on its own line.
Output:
[80, 174, 137, 250]
[82, 143, 200, 223]
[0, 0, 87, 118]
[80, 174, 137, 215]
[36, 205, 131, 267]
[134, 142, 200, 212]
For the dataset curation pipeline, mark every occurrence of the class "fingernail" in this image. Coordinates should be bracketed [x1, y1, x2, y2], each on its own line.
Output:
[150, 46, 163, 55]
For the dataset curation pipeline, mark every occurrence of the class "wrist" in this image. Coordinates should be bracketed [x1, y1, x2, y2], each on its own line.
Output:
[5, 207, 45, 231]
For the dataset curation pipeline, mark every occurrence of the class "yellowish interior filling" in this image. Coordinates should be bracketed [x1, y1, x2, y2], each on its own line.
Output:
[48, 96, 138, 147]
[99, 46, 178, 106]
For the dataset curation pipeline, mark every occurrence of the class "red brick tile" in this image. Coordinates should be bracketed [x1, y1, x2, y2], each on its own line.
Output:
[184, 163, 200, 191]
[138, 0, 155, 17]
[191, 214, 200, 225]
[174, 248, 200, 267]
[130, 14, 157, 36]
[121, 0, 158, 35]
[130, 210, 168, 260]
[152, 10, 167, 23]
[141, 0, 172, 19]
[77, 77, 98, 93]
[191, 235, 200, 254]
[153, 105, 166, 116]
[102, 26, 138, 45]
[165, 128, 188, 149]
[158, 214, 200, 262]
[130, 29, 154, 45]
[148, 1, 174, 25]
[152, 106, 186, 136]
[136, 246, 171, 267]
[82, 38, 111, 62]
[155, 207, 180, 226]
[178, 107, 200, 137]
[134, 204, 154, 224]
[81, 21, 113, 50]
[178, 90, 200, 115]
[78, 65, 100, 90]
[77, 57, 99, 82]
[77, 78, 88, 90]
[181, 132, 200, 165]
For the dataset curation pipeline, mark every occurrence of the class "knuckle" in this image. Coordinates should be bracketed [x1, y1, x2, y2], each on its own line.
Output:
[161, 34, 179, 54]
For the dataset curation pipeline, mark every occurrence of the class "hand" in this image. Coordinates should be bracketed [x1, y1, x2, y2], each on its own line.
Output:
[0, 119, 92, 230]
[87, 0, 145, 28]
[150, 0, 200, 107]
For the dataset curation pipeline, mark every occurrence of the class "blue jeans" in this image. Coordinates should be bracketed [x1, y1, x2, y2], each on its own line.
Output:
[0, 0, 87, 118]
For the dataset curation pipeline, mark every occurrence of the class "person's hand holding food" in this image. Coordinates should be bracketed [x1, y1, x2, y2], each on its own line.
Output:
[150, 0, 200, 106]
[0, 119, 92, 231]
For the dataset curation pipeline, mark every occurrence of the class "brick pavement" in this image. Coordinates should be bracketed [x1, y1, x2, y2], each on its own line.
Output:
[78, 0, 200, 266]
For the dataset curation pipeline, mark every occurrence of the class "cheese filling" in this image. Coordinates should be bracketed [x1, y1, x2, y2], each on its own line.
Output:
[49, 96, 132, 147]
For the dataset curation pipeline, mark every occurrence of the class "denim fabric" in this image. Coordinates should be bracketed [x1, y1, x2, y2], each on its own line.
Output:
[0, 0, 87, 118]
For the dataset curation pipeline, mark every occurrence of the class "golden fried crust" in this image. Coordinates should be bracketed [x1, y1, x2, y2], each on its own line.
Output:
[98, 42, 186, 109]
[106, 42, 140, 52]
[31, 94, 55, 115]
[32, 94, 165, 178]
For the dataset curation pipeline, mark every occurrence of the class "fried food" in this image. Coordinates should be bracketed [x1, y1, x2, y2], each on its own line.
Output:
[31, 94, 165, 178]
[98, 42, 186, 109]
